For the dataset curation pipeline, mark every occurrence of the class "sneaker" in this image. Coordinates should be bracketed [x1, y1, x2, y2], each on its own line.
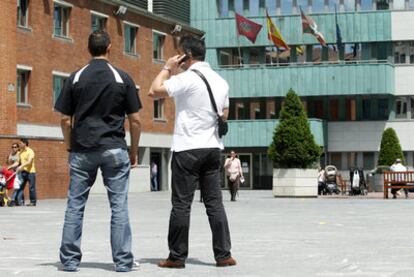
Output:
[62, 265, 78, 272]
[26, 203, 36, 207]
[115, 261, 139, 272]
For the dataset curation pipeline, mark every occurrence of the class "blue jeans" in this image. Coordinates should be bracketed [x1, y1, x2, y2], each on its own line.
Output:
[59, 148, 133, 269]
[15, 171, 36, 205]
[151, 175, 158, 191]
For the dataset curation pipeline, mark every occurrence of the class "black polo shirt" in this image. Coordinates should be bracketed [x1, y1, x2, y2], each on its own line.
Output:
[54, 59, 142, 152]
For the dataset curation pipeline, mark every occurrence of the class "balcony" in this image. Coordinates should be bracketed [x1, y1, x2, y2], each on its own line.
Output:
[216, 61, 395, 97]
[223, 119, 325, 148]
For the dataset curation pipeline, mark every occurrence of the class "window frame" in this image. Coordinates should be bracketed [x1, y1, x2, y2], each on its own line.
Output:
[152, 30, 166, 62]
[53, 1, 73, 39]
[52, 71, 70, 107]
[153, 98, 165, 120]
[90, 10, 108, 32]
[123, 21, 140, 56]
[16, 65, 32, 106]
[17, 0, 29, 28]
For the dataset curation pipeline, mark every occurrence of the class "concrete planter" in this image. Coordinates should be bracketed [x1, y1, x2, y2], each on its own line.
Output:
[373, 174, 384, 192]
[273, 168, 318, 198]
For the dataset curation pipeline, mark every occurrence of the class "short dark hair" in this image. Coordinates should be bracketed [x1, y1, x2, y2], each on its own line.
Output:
[88, 30, 111, 56]
[20, 138, 29, 146]
[179, 35, 206, 61]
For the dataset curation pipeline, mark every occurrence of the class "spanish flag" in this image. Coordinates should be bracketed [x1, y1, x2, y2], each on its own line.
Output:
[266, 9, 289, 50]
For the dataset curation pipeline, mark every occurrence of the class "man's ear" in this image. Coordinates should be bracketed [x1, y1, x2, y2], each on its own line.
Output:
[107, 43, 112, 54]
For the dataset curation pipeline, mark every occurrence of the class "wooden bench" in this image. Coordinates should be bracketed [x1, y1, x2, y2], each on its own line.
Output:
[383, 171, 414, 199]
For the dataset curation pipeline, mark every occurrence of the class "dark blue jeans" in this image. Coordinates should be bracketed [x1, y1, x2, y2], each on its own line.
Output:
[15, 171, 36, 205]
[59, 148, 133, 269]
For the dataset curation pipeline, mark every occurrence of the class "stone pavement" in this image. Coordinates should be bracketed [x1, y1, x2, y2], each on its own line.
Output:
[1, 190, 414, 277]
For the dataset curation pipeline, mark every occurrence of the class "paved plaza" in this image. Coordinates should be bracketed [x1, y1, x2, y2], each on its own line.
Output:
[1, 190, 414, 277]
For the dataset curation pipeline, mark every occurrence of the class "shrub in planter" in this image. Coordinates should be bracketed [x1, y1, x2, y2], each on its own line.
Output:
[268, 89, 321, 168]
[377, 128, 404, 167]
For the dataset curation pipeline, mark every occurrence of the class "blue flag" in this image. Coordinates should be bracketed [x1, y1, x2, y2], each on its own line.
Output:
[335, 6, 343, 51]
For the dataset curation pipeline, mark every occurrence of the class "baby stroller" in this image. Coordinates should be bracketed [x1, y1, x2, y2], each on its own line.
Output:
[0, 170, 16, 207]
[349, 168, 368, 196]
[322, 165, 341, 195]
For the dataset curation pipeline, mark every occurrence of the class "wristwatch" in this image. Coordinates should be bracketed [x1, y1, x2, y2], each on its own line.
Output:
[162, 66, 171, 74]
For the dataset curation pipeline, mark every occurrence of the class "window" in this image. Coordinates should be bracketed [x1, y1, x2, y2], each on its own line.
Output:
[235, 0, 244, 13]
[328, 0, 340, 12]
[345, 98, 356, 121]
[344, 0, 356, 11]
[17, 0, 29, 27]
[297, 0, 309, 13]
[91, 11, 107, 32]
[410, 0, 414, 9]
[312, 45, 323, 64]
[153, 31, 166, 61]
[344, 43, 360, 62]
[249, 47, 261, 65]
[347, 152, 357, 169]
[362, 99, 371, 120]
[396, 97, 408, 119]
[218, 0, 229, 17]
[411, 97, 414, 119]
[312, 0, 325, 13]
[363, 152, 375, 170]
[124, 22, 138, 55]
[394, 42, 407, 64]
[218, 48, 242, 66]
[54, 2, 71, 37]
[266, 99, 276, 119]
[360, 0, 372, 10]
[393, 0, 405, 10]
[265, 47, 290, 65]
[280, 0, 292, 15]
[16, 67, 31, 105]
[266, 0, 277, 15]
[249, 0, 260, 16]
[329, 99, 339, 120]
[329, 152, 342, 170]
[53, 73, 68, 105]
[376, 0, 389, 10]
[378, 98, 389, 120]
[154, 98, 165, 119]
[409, 42, 414, 64]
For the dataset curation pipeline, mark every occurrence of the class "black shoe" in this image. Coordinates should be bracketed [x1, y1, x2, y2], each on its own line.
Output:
[26, 203, 36, 207]
[393, 195, 397, 199]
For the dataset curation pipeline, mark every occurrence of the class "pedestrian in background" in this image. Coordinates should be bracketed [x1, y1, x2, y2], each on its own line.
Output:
[54, 30, 142, 272]
[149, 35, 236, 268]
[224, 150, 243, 201]
[15, 138, 36, 206]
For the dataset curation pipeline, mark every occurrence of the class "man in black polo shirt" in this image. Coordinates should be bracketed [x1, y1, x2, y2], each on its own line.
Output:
[54, 30, 142, 273]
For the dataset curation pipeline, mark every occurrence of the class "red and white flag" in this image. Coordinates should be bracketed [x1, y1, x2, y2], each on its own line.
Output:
[235, 13, 263, 43]
[300, 8, 327, 47]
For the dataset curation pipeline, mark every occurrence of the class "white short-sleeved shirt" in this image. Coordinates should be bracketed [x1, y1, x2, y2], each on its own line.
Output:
[164, 62, 229, 152]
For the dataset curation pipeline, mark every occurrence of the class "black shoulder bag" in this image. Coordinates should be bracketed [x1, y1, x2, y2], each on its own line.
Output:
[191, 69, 228, 138]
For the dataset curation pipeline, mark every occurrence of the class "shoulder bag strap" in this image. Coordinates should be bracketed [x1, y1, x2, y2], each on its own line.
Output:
[191, 69, 219, 116]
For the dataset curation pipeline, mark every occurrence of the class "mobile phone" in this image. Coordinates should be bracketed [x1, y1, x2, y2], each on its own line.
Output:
[179, 54, 190, 64]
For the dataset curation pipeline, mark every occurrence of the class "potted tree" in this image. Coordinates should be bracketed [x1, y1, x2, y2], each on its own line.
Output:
[268, 89, 321, 197]
[373, 128, 405, 192]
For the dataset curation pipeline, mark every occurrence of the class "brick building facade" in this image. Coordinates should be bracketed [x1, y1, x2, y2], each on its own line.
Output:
[0, 0, 202, 199]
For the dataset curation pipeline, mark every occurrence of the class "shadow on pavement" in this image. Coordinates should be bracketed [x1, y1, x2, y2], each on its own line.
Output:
[39, 261, 115, 271]
[138, 258, 215, 267]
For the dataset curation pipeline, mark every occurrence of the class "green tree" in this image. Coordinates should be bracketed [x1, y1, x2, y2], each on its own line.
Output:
[268, 89, 321, 168]
[377, 128, 405, 166]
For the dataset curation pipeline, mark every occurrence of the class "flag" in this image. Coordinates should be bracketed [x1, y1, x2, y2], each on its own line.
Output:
[266, 9, 289, 50]
[300, 8, 327, 47]
[335, 6, 343, 51]
[235, 13, 263, 43]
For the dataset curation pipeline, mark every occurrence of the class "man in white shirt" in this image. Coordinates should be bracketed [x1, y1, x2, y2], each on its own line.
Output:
[390, 158, 408, 199]
[149, 36, 236, 268]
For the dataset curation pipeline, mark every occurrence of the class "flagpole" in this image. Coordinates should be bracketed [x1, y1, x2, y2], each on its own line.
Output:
[335, 5, 339, 62]
[237, 34, 243, 67]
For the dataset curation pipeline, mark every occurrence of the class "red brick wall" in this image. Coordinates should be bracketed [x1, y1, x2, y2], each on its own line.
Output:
[0, 0, 17, 134]
[0, 138, 69, 199]
[1, 1, 197, 199]
[16, 0, 177, 133]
